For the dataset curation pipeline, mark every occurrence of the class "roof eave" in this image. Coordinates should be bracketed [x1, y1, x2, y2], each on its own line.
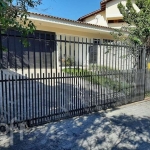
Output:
[29, 12, 114, 33]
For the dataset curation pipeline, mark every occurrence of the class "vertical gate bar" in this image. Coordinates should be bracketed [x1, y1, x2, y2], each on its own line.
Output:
[108, 43, 113, 106]
[12, 75, 15, 122]
[79, 71, 81, 114]
[0, 28, 4, 122]
[128, 44, 131, 101]
[37, 73, 40, 124]
[129, 45, 131, 100]
[103, 41, 105, 108]
[42, 73, 45, 121]
[85, 38, 88, 72]
[25, 74, 28, 120]
[117, 43, 119, 104]
[62, 72, 65, 117]
[48, 73, 50, 120]
[13, 31, 17, 121]
[53, 72, 55, 120]
[55, 34, 58, 119]
[8, 69, 11, 123]
[88, 39, 91, 112]
[31, 73, 34, 123]
[118, 43, 120, 105]
[100, 42, 102, 107]
[22, 75, 24, 121]
[77, 37, 80, 114]
[19, 75, 21, 122]
[39, 32, 42, 123]
[131, 46, 136, 101]
[75, 72, 78, 115]
[44, 33, 47, 120]
[50, 34, 53, 121]
[111, 41, 114, 104]
[71, 72, 74, 115]
[81, 38, 83, 114]
[113, 41, 116, 105]
[21, 36, 24, 121]
[15, 73, 19, 121]
[33, 33, 37, 123]
[6, 31, 10, 123]
[90, 71, 92, 112]
[58, 72, 60, 119]
[85, 38, 88, 111]
[115, 41, 118, 104]
[144, 45, 147, 99]
[69, 36, 71, 116]
[95, 40, 98, 109]
[2, 74, 9, 123]
[64, 36, 67, 116]
[73, 37, 76, 116]
[59, 35, 62, 118]
[106, 42, 109, 107]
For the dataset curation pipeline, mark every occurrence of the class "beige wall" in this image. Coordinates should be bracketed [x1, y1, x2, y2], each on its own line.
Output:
[97, 45, 134, 70]
[83, 0, 139, 29]
[108, 22, 128, 29]
[33, 21, 113, 40]
[106, 0, 125, 19]
[84, 11, 108, 27]
[106, 0, 139, 19]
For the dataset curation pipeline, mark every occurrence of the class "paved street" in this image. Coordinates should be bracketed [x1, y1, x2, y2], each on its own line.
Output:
[0, 99, 150, 150]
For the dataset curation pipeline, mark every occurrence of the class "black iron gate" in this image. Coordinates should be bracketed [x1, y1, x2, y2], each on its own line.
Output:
[0, 30, 146, 127]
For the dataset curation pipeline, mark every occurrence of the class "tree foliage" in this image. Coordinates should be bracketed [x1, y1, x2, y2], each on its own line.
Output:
[115, 0, 150, 46]
[0, 0, 41, 46]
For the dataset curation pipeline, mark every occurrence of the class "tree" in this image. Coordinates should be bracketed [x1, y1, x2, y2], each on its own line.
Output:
[116, 0, 150, 46]
[0, 0, 41, 46]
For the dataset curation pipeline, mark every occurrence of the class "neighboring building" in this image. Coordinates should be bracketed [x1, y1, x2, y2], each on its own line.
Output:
[78, 0, 139, 29]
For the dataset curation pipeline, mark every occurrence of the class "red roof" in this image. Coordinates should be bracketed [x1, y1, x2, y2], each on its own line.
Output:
[30, 12, 114, 30]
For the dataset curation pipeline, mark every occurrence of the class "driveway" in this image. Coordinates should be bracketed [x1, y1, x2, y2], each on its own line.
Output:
[0, 99, 150, 150]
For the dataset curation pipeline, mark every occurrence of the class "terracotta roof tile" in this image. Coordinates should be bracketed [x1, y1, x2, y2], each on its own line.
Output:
[30, 12, 114, 30]
[77, 9, 103, 21]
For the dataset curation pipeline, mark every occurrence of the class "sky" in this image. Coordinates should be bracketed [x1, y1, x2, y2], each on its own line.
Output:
[29, 0, 101, 20]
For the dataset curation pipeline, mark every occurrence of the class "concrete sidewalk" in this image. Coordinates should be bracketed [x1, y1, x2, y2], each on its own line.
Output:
[0, 99, 150, 150]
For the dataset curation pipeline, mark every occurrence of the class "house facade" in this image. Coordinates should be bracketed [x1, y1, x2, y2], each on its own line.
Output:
[1, 0, 135, 77]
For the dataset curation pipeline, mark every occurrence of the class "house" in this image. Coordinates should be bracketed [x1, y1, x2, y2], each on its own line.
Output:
[0, 0, 143, 126]
[1, 0, 136, 76]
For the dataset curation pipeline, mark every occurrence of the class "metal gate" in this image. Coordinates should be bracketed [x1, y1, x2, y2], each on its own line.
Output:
[0, 30, 146, 127]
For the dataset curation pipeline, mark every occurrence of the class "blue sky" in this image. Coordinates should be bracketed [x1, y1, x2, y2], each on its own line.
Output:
[30, 0, 101, 20]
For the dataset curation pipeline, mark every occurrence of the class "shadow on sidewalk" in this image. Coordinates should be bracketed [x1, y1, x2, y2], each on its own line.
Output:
[0, 111, 150, 150]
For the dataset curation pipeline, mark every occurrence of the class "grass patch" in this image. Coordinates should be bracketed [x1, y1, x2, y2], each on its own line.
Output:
[63, 68, 131, 92]
[89, 64, 118, 72]
[145, 91, 150, 97]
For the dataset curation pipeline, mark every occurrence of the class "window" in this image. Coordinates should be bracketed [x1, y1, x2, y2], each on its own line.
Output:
[93, 39, 101, 45]
[108, 19, 124, 23]
[103, 39, 114, 43]
[89, 46, 98, 64]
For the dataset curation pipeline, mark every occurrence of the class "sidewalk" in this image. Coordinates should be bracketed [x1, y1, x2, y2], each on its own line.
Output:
[0, 99, 150, 150]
